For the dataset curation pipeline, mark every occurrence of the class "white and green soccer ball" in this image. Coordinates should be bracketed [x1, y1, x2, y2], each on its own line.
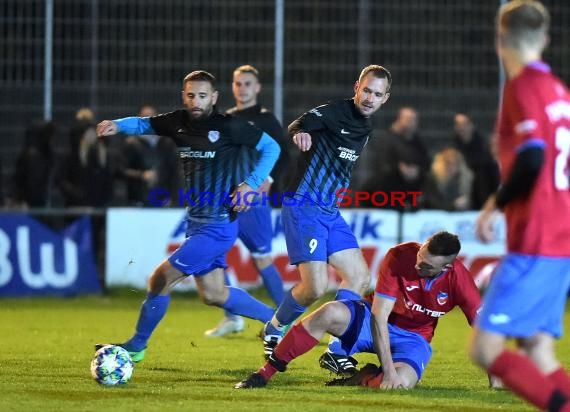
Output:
[90, 345, 134, 386]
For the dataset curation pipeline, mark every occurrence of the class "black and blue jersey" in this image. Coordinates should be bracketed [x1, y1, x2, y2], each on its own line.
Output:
[226, 104, 284, 186]
[286, 99, 372, 213]
[145, 109, 264, 222]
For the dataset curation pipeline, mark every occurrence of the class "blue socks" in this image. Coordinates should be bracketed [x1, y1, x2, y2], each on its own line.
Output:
[327, 336, 348, 355]
[259, 264, 284, 306]
[125, 293, 170, 351]
[272, 289, 307, 331]
[223, 271, 239, 318]
[223, 266, 283, 318]
[222, 287, 274, 322]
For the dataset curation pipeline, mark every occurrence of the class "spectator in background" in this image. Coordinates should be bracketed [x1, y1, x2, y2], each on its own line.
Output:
[361, 150, 425, 211]
[424, 147, 473, 211]
[0, 157, 4, 207]
[120, 104, 181, 206]
[452, 112, 500, 209]
[379, 107, 431, 184]
[355, 106, 430, 207]
[8, 120, 60, 208]
[59, 118, 120, 207]
[59, 108, 118, 279]
[75, 107, 96, 123]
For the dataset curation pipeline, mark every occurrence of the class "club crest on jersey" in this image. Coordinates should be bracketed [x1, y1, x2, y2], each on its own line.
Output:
[208, 130, 220, 143]
[437, 291, 448, 305]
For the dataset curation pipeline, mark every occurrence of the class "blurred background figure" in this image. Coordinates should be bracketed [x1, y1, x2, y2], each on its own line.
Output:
[8, 120, 60, 208]
[204, 65, 286, 338]
[424, 147, 473, 211]
[0, 157, 4, 208]
[227, 65, 289, 206]
[59, 110, 120, 207]
[379, 106, 431, 183]
[358, 107, 430, 211]
[361, 151, 425, 211]
[451, 112, 500, 209]
[75, 107, 96, 123]
[120, 104, 181, 206]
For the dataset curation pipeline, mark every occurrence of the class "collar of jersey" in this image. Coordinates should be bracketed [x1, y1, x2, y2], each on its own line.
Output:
[424, 267, 449, 291]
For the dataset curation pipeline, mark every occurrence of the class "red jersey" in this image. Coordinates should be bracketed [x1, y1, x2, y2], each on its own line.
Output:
[498, 62, 570, 256]
[374, 242, 480, 343]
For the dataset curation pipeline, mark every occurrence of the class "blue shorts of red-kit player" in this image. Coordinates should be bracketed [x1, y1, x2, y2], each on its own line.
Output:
[336, 299, 432, 380]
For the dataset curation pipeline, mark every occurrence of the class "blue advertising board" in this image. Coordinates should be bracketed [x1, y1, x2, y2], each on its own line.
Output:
[0, 214, 102, 296]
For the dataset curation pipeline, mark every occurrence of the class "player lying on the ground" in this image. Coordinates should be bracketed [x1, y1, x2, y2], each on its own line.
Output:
[235, 231, 501, 389]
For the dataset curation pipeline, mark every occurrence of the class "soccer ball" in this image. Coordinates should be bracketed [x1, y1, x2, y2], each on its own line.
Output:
[90, 345, 134, 386]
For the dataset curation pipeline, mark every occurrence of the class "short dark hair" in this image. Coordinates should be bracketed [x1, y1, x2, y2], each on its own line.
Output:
[426, 231, 461, 257]
[183, 70, 217, 89]
[358, 65, 392, 92]
[234, 65, 260, 81]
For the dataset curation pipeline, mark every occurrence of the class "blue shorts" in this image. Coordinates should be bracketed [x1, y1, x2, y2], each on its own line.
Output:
[337, 299, 432, 379]
[237, 205, 273, 257]
[477, 254, 570, 338]
[281, 204, 359, 265]
[168, 220, 238, 276]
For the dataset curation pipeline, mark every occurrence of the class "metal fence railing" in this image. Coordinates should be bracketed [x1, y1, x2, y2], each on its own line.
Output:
[1, 0, 569, 188]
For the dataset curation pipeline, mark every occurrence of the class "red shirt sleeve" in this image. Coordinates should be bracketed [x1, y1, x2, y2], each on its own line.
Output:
[374, 248, 400, 299]
[509, 76, 547, 144]
[452, 260, 481, 325]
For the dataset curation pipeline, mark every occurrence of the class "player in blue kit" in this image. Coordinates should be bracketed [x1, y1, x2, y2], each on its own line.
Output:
[95, 70, 280, 362]
[205, 65, 286, 337]
[260, 65, 391, 360]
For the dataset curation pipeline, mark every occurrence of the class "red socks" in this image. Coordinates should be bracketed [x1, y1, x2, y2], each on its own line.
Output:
[549, 368, 570, 396]
[257, 323, 319, 382]
[490, 350, 568, 411]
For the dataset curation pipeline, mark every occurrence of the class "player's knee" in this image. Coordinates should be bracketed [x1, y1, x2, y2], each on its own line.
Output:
[304, 284, 327, 301]
[253, 255, 272, 270]
[520, 335, 555, 366]
[200, 290, 224, 306]
[470, 330, 508, 369]
[148, 269, 168, 294]
[317, 302, 349, 333]
[315, 302, 339, 321]
[520, 334, 552, 354]
[357, 271, 371, 291]
[468, 340, 487, 368]
[346, 266, 370, 293]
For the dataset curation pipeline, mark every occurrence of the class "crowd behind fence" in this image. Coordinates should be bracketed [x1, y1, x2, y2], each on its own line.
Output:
[1, 0, 569, 210]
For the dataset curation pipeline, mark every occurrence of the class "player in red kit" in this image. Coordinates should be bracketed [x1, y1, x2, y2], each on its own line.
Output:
[471, 2, 570, 411]
[235, 231, 490, 389]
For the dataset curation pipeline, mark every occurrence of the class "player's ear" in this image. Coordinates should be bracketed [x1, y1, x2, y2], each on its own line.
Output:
[212, 90, 219, 105]
[354, 81, 360, 94]
[382, 92, 390, 104]
[543, 33, 550, 49]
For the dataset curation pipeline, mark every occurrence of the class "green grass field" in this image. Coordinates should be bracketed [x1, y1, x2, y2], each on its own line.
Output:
[1, 289, 568, 411]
